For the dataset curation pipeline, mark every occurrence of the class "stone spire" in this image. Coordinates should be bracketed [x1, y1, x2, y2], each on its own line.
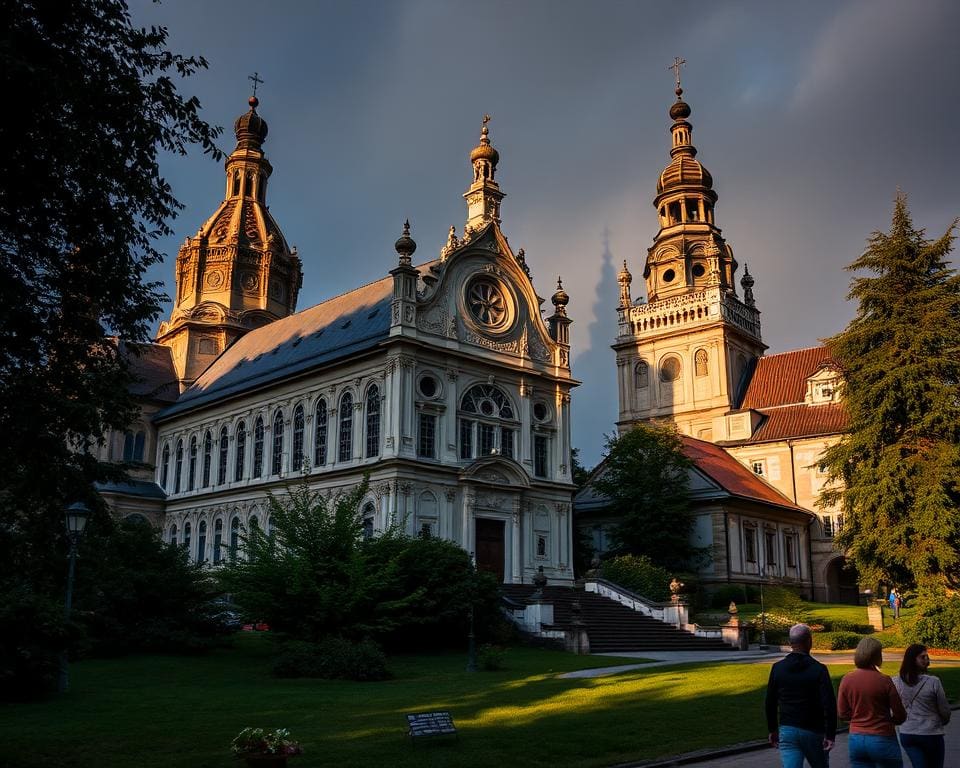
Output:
[548, 276, 572, 366]
[617, 260, 633, 308]
[463, 115, 505, 233]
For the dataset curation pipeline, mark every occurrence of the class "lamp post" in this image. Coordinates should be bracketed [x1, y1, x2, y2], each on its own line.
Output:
[58, 501, 90, 693]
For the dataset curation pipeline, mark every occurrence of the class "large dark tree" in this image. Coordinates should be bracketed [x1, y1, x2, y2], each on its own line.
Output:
[593, 423, 699, 570]
[0, 1, 220, 534]
[820, 194, 960, 591]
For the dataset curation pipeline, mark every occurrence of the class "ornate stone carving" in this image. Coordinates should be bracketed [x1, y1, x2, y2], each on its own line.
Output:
[445, 488, 457, 502]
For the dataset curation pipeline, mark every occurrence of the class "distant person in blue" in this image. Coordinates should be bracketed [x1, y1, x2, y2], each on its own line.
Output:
[766, 623, 838, 767]
[890, 589, 900, 619]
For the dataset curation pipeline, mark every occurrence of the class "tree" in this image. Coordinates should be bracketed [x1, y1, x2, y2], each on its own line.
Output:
[819, 194, 960, 591]
[0, 0, 221, 538]
[593, 423, 699, 570]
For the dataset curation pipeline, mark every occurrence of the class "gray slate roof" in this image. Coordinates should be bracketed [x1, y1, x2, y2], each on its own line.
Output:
[95, 479, 167, 500]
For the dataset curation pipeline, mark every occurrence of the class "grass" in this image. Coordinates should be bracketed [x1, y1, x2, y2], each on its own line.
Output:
[6, 634, 960, 768]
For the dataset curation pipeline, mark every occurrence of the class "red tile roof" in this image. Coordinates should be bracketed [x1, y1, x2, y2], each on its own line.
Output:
[749, 403, 848, 443]
[740, 346, 837, 409]
[681, 435, 807, 512]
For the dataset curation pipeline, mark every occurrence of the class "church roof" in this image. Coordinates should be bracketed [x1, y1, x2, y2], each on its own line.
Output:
[122, 342, 179, 403]
[157, 260, 437, 420]
[739, 346, 835, 408]
[746, 403, 847, 443]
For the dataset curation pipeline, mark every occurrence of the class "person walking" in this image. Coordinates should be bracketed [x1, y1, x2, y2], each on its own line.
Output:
[894, 595, 902, 620]
[765, 623, 837, 767]
[889, 589, 899, 619]
[838, 636, 907, 767]
[893, 644, 951, 768]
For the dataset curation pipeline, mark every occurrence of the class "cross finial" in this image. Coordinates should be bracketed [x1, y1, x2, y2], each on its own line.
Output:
[668, 56, 686, 90]
[248, 71, 264, 97]
[482, 114, 491, 127]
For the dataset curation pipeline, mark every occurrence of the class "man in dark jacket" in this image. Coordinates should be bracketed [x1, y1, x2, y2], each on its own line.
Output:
[765, 623, 837, 768]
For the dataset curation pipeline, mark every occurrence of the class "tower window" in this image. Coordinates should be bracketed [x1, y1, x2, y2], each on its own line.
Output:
[694, 349, 709, 377]
[692, 263, 706, 278]
[662, 269, 676, 284]
[634, 361, 649, 388]
[660, 357, 681, 382]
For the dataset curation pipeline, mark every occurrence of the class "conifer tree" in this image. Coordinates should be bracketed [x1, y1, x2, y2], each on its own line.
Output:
[820, 194, 960, 590]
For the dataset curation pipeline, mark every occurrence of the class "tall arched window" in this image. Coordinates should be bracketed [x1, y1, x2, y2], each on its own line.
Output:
[161, 443, 170, 490]
[174, 439, 183, 493]
[213, 519, 224, 564]
[694, 348, 709, 377]
[338, 393, 353, 462]
[272, 409, 284, 475]
[458, 384, 516, 459]
[218, 427, 228, 485]
[183, 522, 192, 553]
[169, 524, 178, 545]
[202, 431, 213, 487]
[134, 431, 145, 462]
[188, 436, 197, 491]
[292, 404, 305, 471]
[235, 421, 246, 481]
[230, 516, 240, 562]
[634, 361, 649, 388]
[362, 502, 375, 540]
[197, 520, 207, 563]
[365, 385, 380, 458]
[314, 398, 328, 466]
[253, 417, 264, 478]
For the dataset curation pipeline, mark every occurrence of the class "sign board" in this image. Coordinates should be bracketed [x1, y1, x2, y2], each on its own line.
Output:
[406, 711, 457, 741]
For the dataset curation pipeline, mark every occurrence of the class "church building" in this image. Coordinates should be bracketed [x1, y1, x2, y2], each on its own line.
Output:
[99, 97, 578, 585]
[577, 76, 852, 602]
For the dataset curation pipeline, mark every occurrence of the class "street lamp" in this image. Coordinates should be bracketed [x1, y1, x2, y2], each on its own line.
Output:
[58, 501, 90, 693]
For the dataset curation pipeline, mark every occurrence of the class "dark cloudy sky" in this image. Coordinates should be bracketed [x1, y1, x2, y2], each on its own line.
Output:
[132, 0, 960, 466]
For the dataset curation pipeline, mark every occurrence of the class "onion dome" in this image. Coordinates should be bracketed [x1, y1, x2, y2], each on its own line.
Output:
[656, 86, 714, 195]
[394, 219, 417, 265]
[234, 96, 269, 151]
[618, 260, 632, 284]
[470, 117, 500, 166]
[552, 276, 570, 311]
[740, 264, 754, 289]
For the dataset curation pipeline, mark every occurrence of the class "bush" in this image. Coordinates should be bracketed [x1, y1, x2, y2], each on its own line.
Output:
[0, 583, 65, 701]
[822, 619, 874, 635]
[906, 592, 960, 651]
[271, 636, 390, 681]
[763, 587, 811, 625]
[877, 632, 908, 649]
[812, 631, 863, 650]
[707, 585, 752, 609]
[478, 644, 506, 671]
[599, 555, 672, 602]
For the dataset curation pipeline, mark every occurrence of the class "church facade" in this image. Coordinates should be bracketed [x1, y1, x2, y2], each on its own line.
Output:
[577, 80, 851, 602]
[102, 99, 578, 585]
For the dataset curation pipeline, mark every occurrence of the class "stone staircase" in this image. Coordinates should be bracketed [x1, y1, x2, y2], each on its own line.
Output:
[501, 584, 731, 652]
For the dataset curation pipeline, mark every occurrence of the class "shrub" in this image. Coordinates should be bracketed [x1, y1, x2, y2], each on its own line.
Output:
[0, 582, 65, 701]
[271, 636, 390, 681]
[877, 632, 908, 649]
[823, 619, 874, 635]
[763, 586, 811, 625]
[599, 555, 672, 602]
[707, 585, 751, 609]
[812, 631, 863, 650]
[906, 592, 960, 651]
[478, 644, 506, 671]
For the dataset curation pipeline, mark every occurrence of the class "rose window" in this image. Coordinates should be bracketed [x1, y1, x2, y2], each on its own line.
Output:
[467, 279, 507, 327]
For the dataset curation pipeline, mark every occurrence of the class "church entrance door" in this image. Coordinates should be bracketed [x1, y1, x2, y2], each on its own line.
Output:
[475, 518, 505, 582]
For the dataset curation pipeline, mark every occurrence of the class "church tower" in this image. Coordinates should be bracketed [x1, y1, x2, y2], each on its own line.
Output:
[613, 70, 765, 440]
[156, 94, 303, 388]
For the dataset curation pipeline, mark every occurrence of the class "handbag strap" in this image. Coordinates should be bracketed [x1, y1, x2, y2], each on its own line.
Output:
[900, 677, 928, 711]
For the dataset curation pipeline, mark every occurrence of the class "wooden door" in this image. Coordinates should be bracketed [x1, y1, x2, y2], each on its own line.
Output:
[475, 518, 505, 582]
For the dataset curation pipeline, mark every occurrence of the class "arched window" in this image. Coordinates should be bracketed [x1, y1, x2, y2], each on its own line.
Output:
[234, 421, 246, 481]
[197, 520, 207, 563]
[230, 516, 240, 562]
[183, 521, 192, 553]
[362, 502, 375, 540]
[338, 393, 353, 462]
[218, 427, 228, 485]
[266, 516, 274, 536]
[161, 443, 170, 490]
[169, 524, 178, 545]
[365, 385, 380, 458]
[174, 439, 183, 493]
[253, 417, 264, 478]
[202, 431, 213, 487]
[133, 431, 145, 462]
[123, 431, 135, 462]
[188, 436, 197, 491]
[634, 361, 649, 388]
[694, 348, 709, 377]
[314, 398, 328, 466]
[292, 405, 305, 471]
[213, 519, 224, 564]
[458, 384, 516, 459]
[660, 357, 681, 382]
[272, 409, 284, 475]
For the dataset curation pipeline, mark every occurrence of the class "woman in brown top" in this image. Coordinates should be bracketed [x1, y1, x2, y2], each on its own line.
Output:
[838, 637, 907, 767]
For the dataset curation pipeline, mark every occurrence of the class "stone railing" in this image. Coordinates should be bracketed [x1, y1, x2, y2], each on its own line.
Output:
[617, 287, 761, 341]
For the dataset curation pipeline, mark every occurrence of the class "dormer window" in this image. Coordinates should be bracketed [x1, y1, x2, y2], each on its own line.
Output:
[805, 364, 842, 405]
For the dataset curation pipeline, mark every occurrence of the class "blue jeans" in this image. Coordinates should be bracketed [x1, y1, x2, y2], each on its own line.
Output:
[779, 725, 830, 768]
[848, 733, 903, 767]
[899, 732, 945, 768]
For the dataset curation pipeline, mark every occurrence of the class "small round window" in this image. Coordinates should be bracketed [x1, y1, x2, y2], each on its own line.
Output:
[660, 357, 681, 382]
[465, 276, 513, 332]
[662, 269, 676, 284]
[418, 375, 439, 399]
[533, 402, 549, 422]
[692, 263, 706, 278]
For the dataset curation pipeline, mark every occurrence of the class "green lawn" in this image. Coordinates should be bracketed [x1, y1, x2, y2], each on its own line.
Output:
[694, 601, 871, 626]
[5, 635, 960, 768]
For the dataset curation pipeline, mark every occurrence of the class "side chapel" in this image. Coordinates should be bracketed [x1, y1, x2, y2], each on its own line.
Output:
[97, 98, 578, 585]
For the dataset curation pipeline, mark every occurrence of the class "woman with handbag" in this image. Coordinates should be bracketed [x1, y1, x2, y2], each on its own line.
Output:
[893, 644, 952, 768]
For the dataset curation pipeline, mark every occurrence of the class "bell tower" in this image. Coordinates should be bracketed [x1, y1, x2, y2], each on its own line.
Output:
[613, 64, 765, 440]
[156, 91, 303, 388]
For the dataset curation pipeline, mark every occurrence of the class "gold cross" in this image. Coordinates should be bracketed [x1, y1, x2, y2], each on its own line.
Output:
[482, 114, 491, 127]
[668, 56, 686, 89]
[248, 71, 264, 97]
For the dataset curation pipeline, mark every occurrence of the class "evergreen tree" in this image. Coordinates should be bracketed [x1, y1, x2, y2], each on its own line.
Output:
[593, 423, 699, 570]
[820, 194, 960, 590]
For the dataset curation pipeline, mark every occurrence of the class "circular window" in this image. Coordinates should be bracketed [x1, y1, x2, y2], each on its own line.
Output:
[692, 263, 706, 278]
[479, 399, 496, 416]
[533, 402, 549, 422]
[466, 278, 510, 329]
[418, 375, 439, 399]
[662, 269, 676, 284]
[660, 357, 681, 382]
